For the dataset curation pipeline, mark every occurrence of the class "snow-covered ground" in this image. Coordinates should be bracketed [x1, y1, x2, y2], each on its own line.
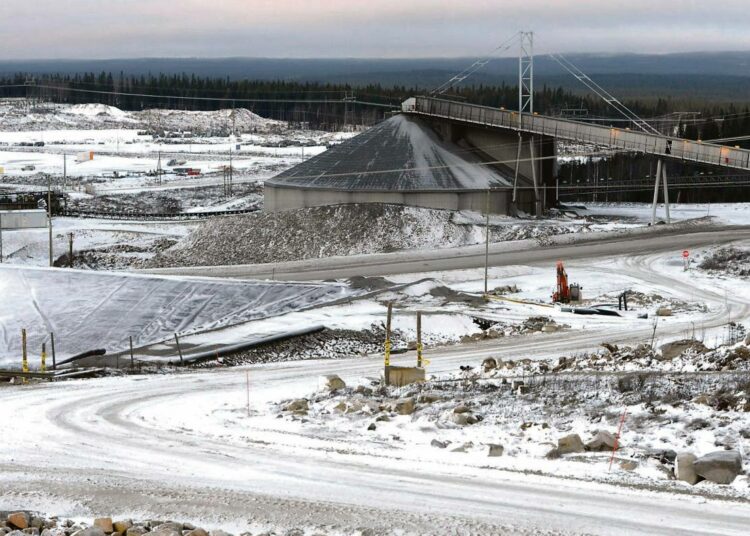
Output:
[3, 101, 750, 534]
[0, 217, 196, 269]
[0, 100, 357, 198]
[580, 201, 750, 226]
[1, 232, 749, 534]
[2, 241, 749, 533]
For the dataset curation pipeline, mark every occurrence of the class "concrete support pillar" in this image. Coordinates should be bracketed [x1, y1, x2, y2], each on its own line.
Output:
[662, 162, 671, 224]
[651, 159, 662, 225]
[512, 133, 523, 204]
[529, 136, 542, 216]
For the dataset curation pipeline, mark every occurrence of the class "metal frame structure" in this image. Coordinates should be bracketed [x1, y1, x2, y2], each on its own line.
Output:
[519, 32, 534, 114]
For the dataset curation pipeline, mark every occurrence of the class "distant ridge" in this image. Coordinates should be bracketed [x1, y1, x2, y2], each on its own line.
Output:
[3, 52, 750, 100]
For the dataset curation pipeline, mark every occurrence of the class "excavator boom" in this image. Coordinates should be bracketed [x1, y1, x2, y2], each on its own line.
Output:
[553, 261, 571, 303]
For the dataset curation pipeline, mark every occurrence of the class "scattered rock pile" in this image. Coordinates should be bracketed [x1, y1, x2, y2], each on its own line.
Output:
[463, 317, 565, 344]
[546, 430, 618, 459]
[485, 337, 750, 376]
[597, 290, 708, 314]
[0, 514, 280, 536]
[193, 328, 395, 368]
[54, 239, 178, 271]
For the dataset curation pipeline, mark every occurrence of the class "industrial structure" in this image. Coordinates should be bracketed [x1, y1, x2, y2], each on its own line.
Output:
[265, 32, 750, 217]
[264, 114, 537, 214]
[266, 91, 750, 217]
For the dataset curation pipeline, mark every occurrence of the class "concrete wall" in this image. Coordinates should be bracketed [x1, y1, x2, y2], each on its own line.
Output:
[265, 185, 514, 214]
[0, 209, 47, 229]
[432, 119, 556, 190]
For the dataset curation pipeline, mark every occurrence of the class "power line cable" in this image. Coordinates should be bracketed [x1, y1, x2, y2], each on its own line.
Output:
[549, 54, 661, 136]
[431, 32, 521, 96]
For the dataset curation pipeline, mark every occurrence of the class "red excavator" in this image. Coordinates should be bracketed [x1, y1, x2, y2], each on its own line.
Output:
[552, 261, 581, 303]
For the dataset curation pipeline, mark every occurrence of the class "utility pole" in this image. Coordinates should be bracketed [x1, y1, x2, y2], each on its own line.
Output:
[228, 107, 236, 196]
[47, 175, 53, 267]
[228, 145, 233, 196]
[156, 113, 163, 185]
[484, 187, 491, 296]
[68, 232, 74, 268]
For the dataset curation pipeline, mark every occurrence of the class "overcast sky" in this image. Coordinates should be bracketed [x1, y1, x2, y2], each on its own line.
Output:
[1, 0, 748, 59]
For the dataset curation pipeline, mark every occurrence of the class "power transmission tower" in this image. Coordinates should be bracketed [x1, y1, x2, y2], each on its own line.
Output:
[343, 91, 356, 131]
[24, 77, 37, 110]
[518, 31, 534, 114]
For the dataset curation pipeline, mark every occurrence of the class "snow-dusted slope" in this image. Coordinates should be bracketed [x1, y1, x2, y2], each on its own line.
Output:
[0, 99, 280, 133]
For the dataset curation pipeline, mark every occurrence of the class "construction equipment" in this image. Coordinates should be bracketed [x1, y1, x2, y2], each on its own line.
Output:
[552, 261, 582, 303]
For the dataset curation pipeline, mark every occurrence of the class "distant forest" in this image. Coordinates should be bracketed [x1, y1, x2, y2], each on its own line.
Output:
[2, 72, 750, 145]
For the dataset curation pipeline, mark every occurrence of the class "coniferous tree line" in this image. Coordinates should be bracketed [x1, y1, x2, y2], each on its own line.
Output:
[1, 72, 749, 142]
[2, 72, 750, 201]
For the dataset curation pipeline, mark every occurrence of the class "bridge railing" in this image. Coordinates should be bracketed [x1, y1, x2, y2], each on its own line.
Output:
[407, 97, 750, 171]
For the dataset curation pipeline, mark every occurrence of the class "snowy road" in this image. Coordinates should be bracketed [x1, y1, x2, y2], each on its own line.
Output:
[147, 224, 750, 281]
[2, 246, 750, 535]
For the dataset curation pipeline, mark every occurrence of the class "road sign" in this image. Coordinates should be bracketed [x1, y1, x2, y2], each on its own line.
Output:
[682, 250, 689, 258]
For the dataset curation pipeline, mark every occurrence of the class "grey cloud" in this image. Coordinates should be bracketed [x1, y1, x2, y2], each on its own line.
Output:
[0, 0, 747, 59]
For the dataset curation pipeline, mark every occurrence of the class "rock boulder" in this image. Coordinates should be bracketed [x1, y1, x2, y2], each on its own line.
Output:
[557, 434, 585, 454]
[585, 430, 618, 452]
[676, 453, 702, 485]
[319, 374, 346, 392]
[72, 528, 106, 536]
[659, 339, 707, 360]
[8, 512, 31, 530]
[112, 522, 132, 535]
[7, 514, 29, 530]
[284, 399, 309, 412]
[693, 450, 743, 485]
[93, 519, 113, 534]
[393, 397, 415, 415]
[487, 444, 504, 457]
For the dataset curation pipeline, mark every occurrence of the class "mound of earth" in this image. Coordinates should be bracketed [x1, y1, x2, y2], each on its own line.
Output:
[149, 203, 586, 268]
[0, 99, 280, 134]
[149, 204, 487, 267]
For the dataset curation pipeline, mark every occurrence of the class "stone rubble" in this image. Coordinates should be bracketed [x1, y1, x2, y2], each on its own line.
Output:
[0, 514, 312, 536]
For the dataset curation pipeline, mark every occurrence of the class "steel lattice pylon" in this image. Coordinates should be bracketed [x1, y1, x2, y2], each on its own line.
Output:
[519, 31, 534, 114]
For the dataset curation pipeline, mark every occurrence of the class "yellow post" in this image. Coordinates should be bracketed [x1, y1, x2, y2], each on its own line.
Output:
[41, 342, 47, 373]
[384, 302, 392, 384]
[21, 329, 28, 383]
[416, 311, 423, 368]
